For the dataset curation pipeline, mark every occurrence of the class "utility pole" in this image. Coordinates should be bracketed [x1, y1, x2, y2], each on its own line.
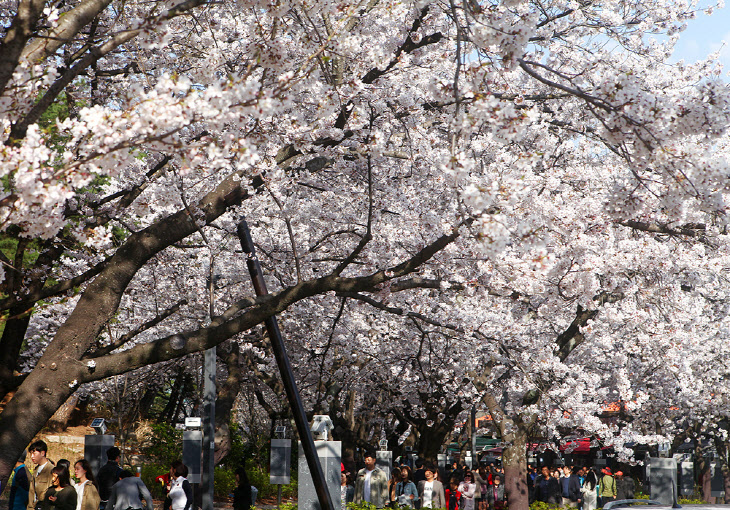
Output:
[201, 263, 217, 510]
[237, 218, 335, 510]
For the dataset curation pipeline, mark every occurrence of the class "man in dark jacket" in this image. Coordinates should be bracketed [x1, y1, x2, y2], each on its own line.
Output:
[233, 466, 253, 510]
[560, 466, 582, 507]
[615, 471, 635, 501]
[534, 466, 560, 505]
[96, 447, 123, 510]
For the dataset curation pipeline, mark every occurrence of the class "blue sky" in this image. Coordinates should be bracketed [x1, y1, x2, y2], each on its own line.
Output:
[671, 5, 730, 71]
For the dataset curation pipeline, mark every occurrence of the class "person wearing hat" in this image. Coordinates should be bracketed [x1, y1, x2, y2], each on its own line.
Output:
[615, 471, 635, 501]
[354, 451, 388, 509]
[598, 468, 616, 506]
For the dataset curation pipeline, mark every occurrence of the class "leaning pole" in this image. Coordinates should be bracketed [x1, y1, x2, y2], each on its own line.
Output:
[237, 218, 335, 510]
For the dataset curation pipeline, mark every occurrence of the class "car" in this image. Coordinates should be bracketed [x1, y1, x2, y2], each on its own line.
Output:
[604, 499, 730, 510]
[604, 499, 667, 509]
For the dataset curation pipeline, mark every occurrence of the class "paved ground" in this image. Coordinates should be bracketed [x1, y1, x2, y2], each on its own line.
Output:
[0, 495, 281, 510]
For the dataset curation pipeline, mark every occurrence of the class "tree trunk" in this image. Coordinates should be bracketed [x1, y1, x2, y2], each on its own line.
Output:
[214, 341, 243, 465]
[503, 423, 529, 510]
[0, 305, 32, 401]
[47, 393, 79, 431]
[700, 464, 712, 502]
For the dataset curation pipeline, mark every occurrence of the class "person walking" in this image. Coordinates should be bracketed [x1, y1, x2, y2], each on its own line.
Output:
[560, 465, 581, 508]
[388, 465, 402, 508]
[73, 460, 100, 510]
[95, 448, 122, 510]
[615, 471, 635, 501]
[27, 441, 55, 510]
[417, 465, 445, 510]
[598, 468, 616, 507]
[445, 479, 461, 510]
[457, 471, 476, 510]
[354, 451, 388, 509]
[341, 472, 355, 510]
[167, 462, 192, 510]
[106, 471, 154, 510]
[42, 467, 77, 510]
[534, 466, 560, 505]
[580, 470, 598, 510]
[9, 451, 30, 510]
[474, 465, 489, 510]
[485, 475, 505, 510]
[396, 466, 419, 508]
[233, 466, 253, 510]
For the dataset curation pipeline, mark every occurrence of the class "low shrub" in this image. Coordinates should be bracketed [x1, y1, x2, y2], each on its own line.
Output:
[215, 466, 237, 498]
[678, 498, 706, 504]
[140, 463, 170, 501]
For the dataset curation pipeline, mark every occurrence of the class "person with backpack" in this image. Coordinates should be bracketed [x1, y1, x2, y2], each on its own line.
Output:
[598, 468, 616, 506]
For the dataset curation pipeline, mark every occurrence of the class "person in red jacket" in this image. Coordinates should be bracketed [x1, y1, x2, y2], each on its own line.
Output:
[445, 479, 461, 510]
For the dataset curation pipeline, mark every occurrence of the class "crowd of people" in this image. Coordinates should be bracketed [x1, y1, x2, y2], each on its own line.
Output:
[7, 442, 153, 510]
[528, 465, 635, 510]
[6, 442, 254, 510]
[341, 453, 510, 510]
[340, 453, 637, 510]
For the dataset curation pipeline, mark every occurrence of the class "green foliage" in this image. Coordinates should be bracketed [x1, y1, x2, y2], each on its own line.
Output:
[241, 432, 273, 469]
[38, 92, 70, 130]
[347, 502, 378, 510]
[215, 467, 237, 498]
[246, 462, 298, 499]
[221, 425, 248, 470]
[279, 503, 298, 510]
[36, 92, 74, 154]
[678, 498, 706, 504]
[141, 422, 183, 463]
[0, 237, 42, 269]
[634, 493, 650, 499]
[140, 463, 169, 501]
[529, 502, 557, 510]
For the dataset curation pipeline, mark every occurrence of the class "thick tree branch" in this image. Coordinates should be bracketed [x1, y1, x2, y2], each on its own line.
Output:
[20, 0, 114, 65]
[554, 290, 624, 361]
[0, 0, 46, 94]
[618, 219, 706, 238]
[76, 222, 470, 382]
[87, 299, 188, 358]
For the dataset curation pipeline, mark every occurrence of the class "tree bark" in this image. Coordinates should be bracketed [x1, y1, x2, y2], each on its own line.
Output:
[0, 171, 247, 488]
[502, 424, 529, 510]
[47, 393, 79, 431]
[214, 341, 244, 464]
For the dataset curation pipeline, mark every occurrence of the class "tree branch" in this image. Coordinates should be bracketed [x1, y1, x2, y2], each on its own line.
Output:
[618, 219, 706, 238]
[87, 298, 188, 358]
[0, 0, 46, 94]
[20, 0, 114, 65]
[77, 222, 470, 382]
[554, 290, 624, 361]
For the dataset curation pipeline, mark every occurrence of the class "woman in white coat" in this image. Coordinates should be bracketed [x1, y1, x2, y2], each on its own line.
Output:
[581, 469, 598, 510]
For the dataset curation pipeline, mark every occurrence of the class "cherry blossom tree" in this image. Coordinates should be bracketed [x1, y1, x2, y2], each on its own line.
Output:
[2, 0, 730, 507]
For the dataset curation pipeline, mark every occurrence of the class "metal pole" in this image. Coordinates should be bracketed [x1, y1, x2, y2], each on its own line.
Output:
[202, 347, 216, 510]
[237, 219, 335, 510]
[471, 406, 476, 467]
